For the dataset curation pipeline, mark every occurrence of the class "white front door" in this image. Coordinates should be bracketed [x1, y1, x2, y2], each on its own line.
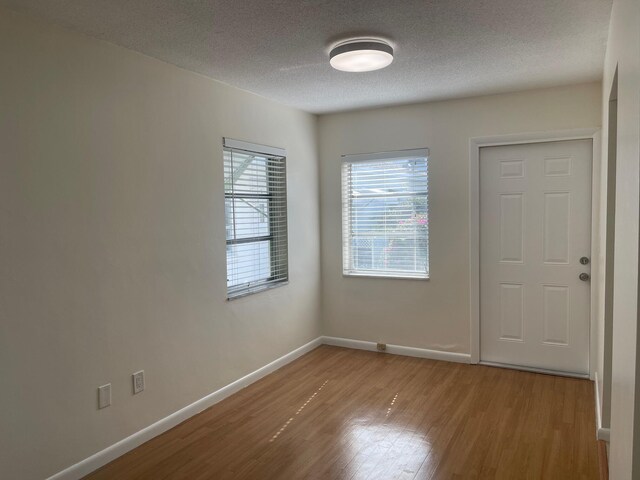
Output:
[480, 139, 592, 375]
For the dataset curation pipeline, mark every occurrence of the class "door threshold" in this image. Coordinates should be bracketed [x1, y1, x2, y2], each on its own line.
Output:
[479, 361, 589, 379]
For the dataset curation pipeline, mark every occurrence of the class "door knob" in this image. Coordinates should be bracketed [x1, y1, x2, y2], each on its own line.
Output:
[579, 273, 590, 281]
[580, 256, 590, 265]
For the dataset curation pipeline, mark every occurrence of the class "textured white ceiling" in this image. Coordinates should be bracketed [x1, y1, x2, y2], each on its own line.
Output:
[1, 0, 611, 113]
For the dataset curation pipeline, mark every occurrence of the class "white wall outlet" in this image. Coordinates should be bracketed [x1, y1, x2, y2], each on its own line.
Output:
[133, 370, 145, 394]
[98, 384, 111, 409]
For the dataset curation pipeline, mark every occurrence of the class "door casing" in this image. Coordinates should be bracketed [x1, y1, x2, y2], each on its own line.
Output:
[469, 128, 601, 379]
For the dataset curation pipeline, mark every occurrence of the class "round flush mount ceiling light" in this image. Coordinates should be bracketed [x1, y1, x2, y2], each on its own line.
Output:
[329, 39, 394, 72]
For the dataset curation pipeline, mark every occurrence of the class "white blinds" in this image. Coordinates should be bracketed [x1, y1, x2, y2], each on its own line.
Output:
[224, 140, 288, 298]
[342, 150, 429, 279]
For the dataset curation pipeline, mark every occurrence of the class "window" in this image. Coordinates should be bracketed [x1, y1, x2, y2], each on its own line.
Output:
[224, 138, 288, 298]
[342, 149, 429, 279]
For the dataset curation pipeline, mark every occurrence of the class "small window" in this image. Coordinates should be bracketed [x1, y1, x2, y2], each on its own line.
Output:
[224, 138, 288, 298]
[342, 149, 429, 279]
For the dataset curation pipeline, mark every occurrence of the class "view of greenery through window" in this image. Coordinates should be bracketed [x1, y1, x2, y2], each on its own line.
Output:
[343, 154, 429, 278]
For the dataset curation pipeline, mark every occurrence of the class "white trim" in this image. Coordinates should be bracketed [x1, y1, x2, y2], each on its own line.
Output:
[223, 137, 286, 157]
[469, 128, 601, 378]
[341, 147, 429, 163]
[594, 371, 611, 442]
[589, 130, 602, 380]
[342, 272, 429, 280]
[46, 337, 323, 480]
[594, 371, 602, 429]
[479, 361, 589, 379]
[45, 335, 512, 480]
[322, 336, 472, 364]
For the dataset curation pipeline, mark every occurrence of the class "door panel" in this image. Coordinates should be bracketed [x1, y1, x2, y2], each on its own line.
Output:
[480, 139, 592, 374]
[499, 194, 524, 263]
[499, 283, 524, 341]
[543, 192, 571, 264]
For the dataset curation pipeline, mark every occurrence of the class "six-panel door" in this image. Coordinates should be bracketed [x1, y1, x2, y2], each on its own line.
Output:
[480, 139, 592, 374]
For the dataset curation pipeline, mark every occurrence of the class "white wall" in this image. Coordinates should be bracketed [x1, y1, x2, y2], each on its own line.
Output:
[0, 5, 619, 480]
[598, 0, 640, 477]
[594, 71, 615, 435]
[0, 9, 321, 480]
[318, 84, 601, 354]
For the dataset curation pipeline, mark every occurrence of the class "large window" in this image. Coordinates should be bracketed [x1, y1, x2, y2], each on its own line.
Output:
[342, 149, 429, 279]
[224, 138, 288, 298]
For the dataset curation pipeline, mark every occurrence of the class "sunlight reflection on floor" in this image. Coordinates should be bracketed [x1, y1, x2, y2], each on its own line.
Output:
[269, 379, 329, 442]
[341, 393, 432, 478]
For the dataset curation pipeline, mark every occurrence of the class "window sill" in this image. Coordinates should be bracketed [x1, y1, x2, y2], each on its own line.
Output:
[227, 280, 289, 300]
[342, 272, 430, 281]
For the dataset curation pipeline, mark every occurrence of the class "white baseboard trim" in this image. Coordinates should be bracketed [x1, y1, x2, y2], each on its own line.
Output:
[48, 336, 472, 479]
[594, 371, 611, 442]
[47, 336, 323, 480]
[321, 336, 472, 364]
[598, 428, 611, 442]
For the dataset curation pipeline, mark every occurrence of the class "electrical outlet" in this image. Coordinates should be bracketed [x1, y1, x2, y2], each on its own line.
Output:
[376, 343, 387, 352]
[98, 384, 111, 409]
[133, 370, 145, 394]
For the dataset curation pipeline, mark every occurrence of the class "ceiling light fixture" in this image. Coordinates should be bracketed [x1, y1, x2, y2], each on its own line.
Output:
[329, 39, 394, 72]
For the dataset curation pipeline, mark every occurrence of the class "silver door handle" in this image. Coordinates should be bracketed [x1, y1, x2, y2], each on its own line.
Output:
[579, 273, 590, 281]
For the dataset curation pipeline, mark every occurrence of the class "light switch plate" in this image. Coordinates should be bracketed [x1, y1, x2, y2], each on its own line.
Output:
[98, 384, 111, 409]
[133, 370, 145, 394]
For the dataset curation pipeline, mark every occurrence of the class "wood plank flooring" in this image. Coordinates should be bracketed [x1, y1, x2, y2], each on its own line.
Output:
[84, 346, 599, 479]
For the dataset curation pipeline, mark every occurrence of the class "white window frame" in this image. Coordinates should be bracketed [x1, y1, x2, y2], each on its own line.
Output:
[223, 138, 289, 299]
[341, 148, 430, 280]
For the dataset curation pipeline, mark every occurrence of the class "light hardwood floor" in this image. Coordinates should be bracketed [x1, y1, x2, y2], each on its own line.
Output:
[84, 345, 599, 479]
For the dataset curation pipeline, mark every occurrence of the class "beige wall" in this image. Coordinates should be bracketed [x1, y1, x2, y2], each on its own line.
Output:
[598, 0, 640, 477]
[0, 5, 619, 480]
[318, 84, 602, 353]
[0, 9, 321, 480]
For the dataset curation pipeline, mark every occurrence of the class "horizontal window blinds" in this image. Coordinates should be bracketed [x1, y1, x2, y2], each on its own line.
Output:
[342, 150, 429, 279]
[224, 140, 288, 298]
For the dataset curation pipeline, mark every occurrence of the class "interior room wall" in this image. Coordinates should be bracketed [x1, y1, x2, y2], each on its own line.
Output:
[0, 4, 618, 480]
[595, 69, 617, 435]
[0, 9, 321, 480]
[597, 0, 640, 477]
[318, 83, 601, 354]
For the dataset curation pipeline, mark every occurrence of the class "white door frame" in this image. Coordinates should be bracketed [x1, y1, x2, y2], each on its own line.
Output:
[469, 128, 601, 379]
